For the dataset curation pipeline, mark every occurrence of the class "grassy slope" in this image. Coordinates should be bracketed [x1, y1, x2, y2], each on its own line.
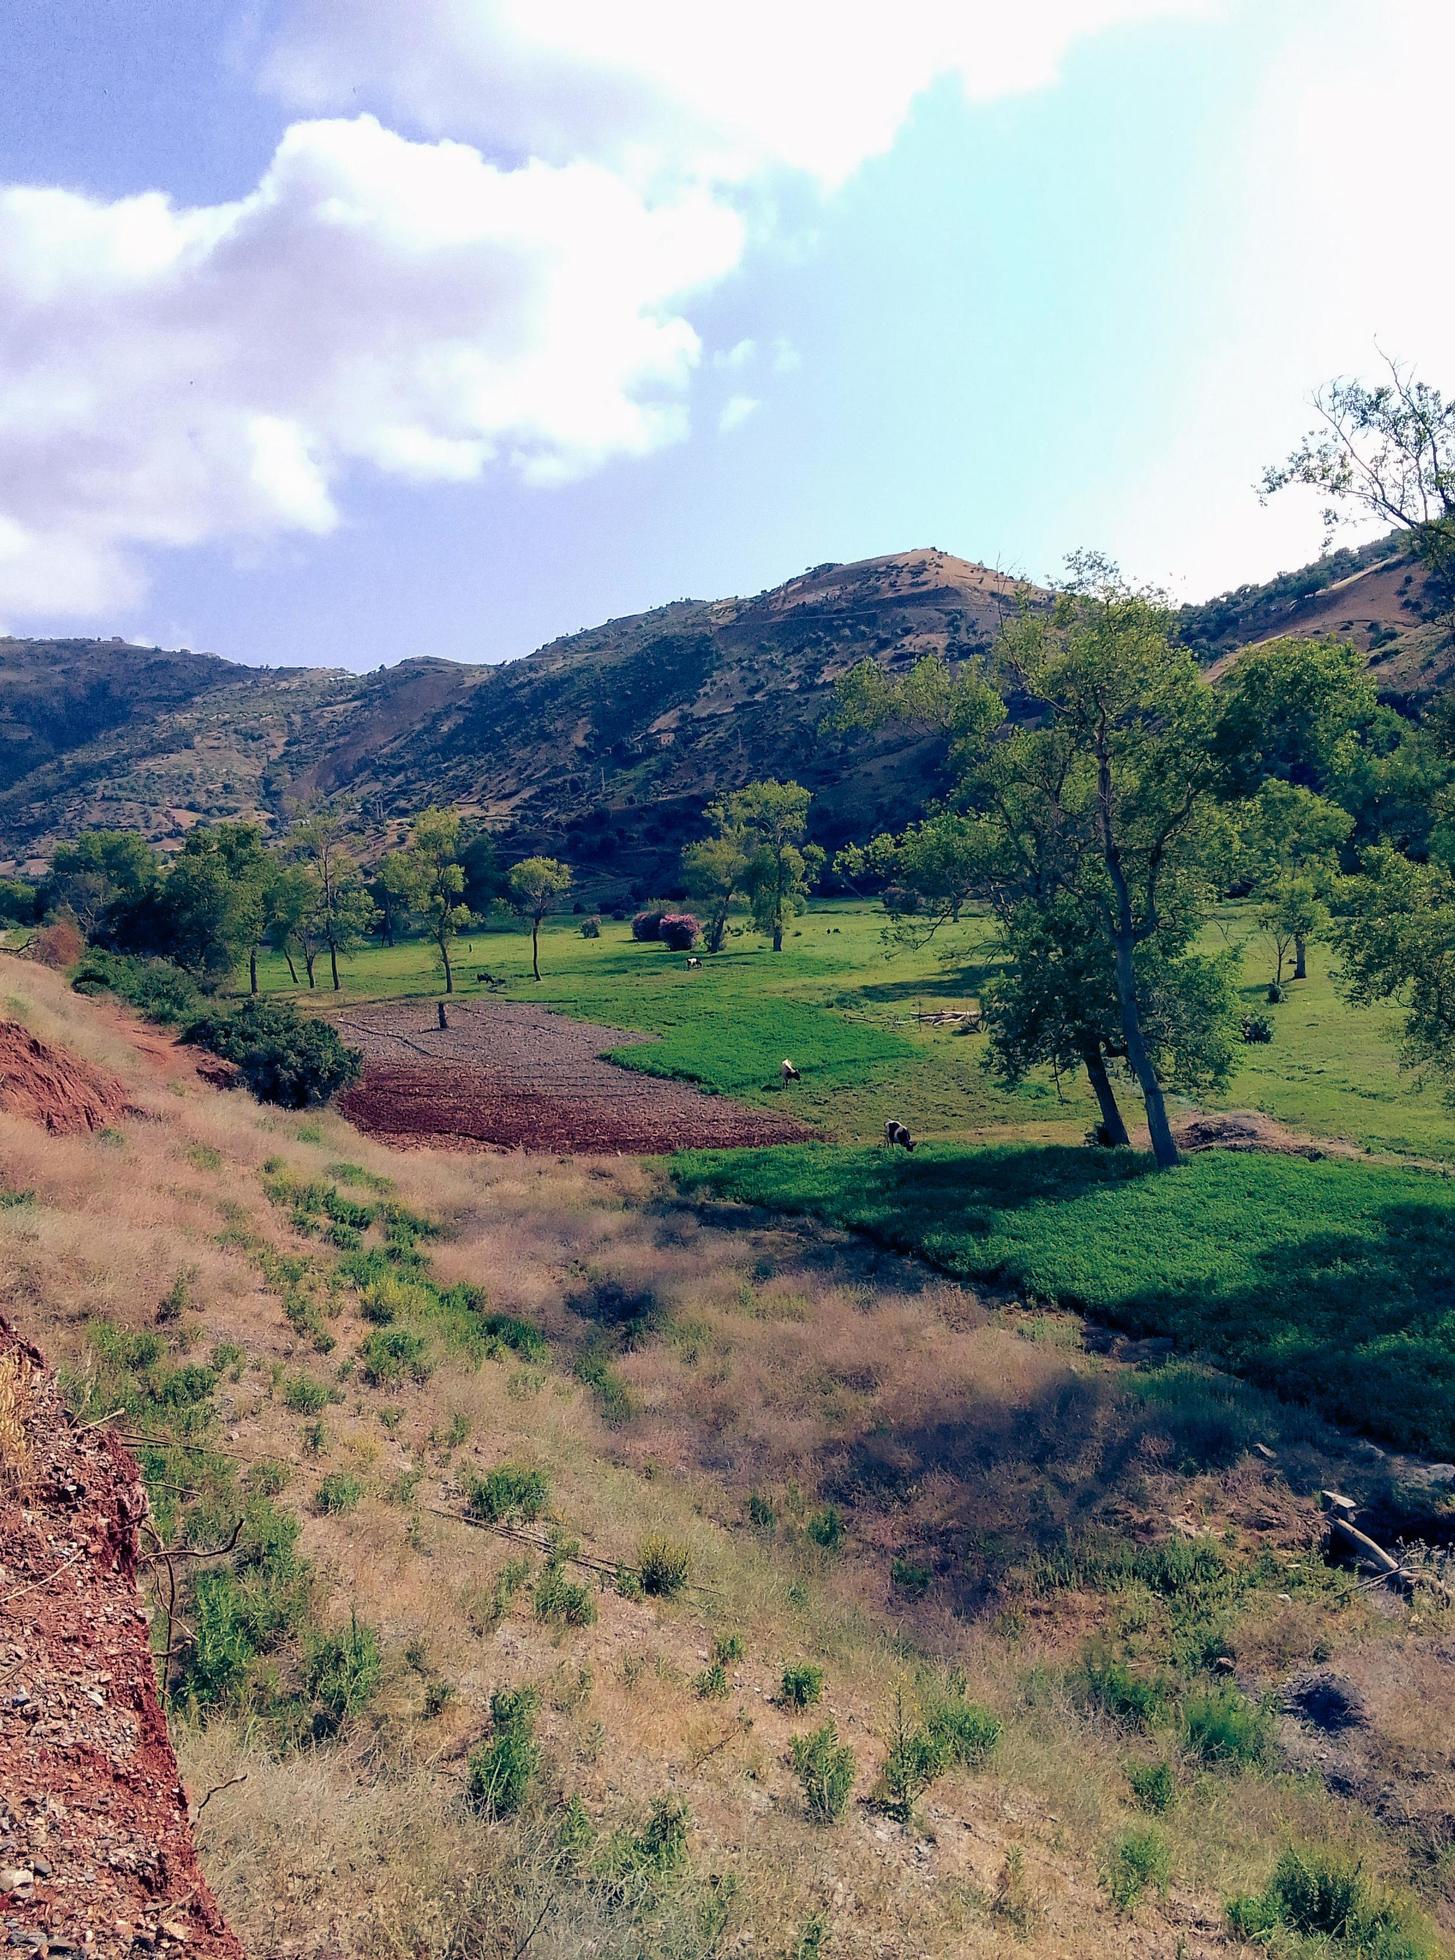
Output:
[673, 1143, 1455, 1458]
[256, 898, 1455, 1159]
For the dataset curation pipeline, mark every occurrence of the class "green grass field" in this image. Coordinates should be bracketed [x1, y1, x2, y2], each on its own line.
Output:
[253, 898, 1455, 1161]
[672, 1142, 1455, 1457]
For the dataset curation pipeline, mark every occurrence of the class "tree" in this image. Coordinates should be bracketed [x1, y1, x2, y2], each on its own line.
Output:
[154, 838, 265, 987]
[371, 851, 416, 948]
[459, 822, 505, 916]
[265, 863, 316, 987]
[682, 814, 751, 953]
[292, 809, 375, 991]
[508, 857, 572, 980]
[1262, 357, 1455, 615]
[839, 560, 1228, 1169]
[1237, 781, 1352, 981]
[1215, 637, 1376, 797]
[721, 781, 823, 952]
[1334, 847, 1455, 1090]
[401, 809, 471, 993]
[179, 822, 272, 993]
[49, 830, 158, 934]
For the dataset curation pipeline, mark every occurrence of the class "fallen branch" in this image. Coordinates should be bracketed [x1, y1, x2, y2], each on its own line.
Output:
[426, 1506, 721, 1598]
[193, 1773, 247, 1819]
[1329, 1516, 1451, 1600]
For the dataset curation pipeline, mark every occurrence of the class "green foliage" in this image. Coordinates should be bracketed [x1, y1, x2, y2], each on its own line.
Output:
[302, 1614, 381, 1739]
[1102, 1827, 1171, 1912]
[534, 1562, 598, 1629]
[790, 1721, 856, 1823]
[184, 997, 362, 1107]
[313, 1471, 363, 1515]
[712, 1631, 745, 1666]
[360, 1327, 433, 1387]
[805, 1504, 844, 1552]
[890, 1554, 932, 1597]
[508, 856, 572, 979]
[72, 949, 204, 1024]
[694, 1661, 729, 1700]
[674, 1142, 1455, 1458]
[1228, 1847, 1438, 1958]
[467, 1687, 541, 1817]
[464, 1464, 549, 1524]
[50, 828, 159, 933]
[874, 1687, 946, 1824]
[636, 1535, 690, 1598]
[924, 1692, 1001, 1769]
[282, 1373, 331, 1414]
[779, 1663, 824, 1709]
[1179, 1686, 1274, 1769]
[1127, 1761, 1177, 1813]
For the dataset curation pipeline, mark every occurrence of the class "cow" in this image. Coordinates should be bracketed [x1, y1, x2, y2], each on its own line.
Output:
[686, 956, 702, 969]
[781, 1059, 801, 1084]
[883, 1119, 917, 1152]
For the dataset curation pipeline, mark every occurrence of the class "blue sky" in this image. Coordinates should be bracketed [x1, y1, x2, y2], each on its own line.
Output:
[0, 1, 1450, 671]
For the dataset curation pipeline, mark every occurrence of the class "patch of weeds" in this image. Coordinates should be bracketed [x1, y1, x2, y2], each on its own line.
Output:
[637, 1536, 690, 1598]
[423, 1678, 454, 1719]
[1075, 1652, 1175, 1732]
[713, 1631, 744, 1666]
[360, 1327, 432, 1387]
[779, 1663, 824, 1709]
[302, 1419, 327, 1457]
[575, 1339, 634, 1424]
[314, 1471, 363, 1515]
[210, 1342, 245, 1379]
[464, 1463, 549, 1524]
[467, 1687, 540, 1817]
[594, 1796, 690, 1911]
[535, 1561, 598, 1629]
[300, 1613, 381, 1740]
[1227, 1847, 1438, 1957]
[694, 1661, 729, 1700]
[924, 1689, 1001, 1769]
[282, 1372, 332, 1415]
[747, 1492, 777, 1533]
[386, 1467, 423, 1507]
[1127, 1760, 1177, 1813]
[890, 1554, 932, 1598]
[806, 1504, 844, 1553]
[246, 1458, 290, 1497]
[1103, 1827, 1171, 1912]
[791, 1721, 855, 1823]
[1179, 1686, 1274, 1769]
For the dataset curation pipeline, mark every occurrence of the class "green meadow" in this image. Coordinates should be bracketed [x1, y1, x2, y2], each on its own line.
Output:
[255, 897, 1455, 1161]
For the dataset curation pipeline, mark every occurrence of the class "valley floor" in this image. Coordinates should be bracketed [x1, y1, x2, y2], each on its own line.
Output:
[1, 957, 1452, 1957]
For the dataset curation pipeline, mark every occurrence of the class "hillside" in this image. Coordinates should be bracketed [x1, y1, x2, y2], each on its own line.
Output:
[1, 540, 1447, 886]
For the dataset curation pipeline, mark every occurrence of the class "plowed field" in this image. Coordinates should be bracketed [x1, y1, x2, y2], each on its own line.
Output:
[333, 999, 816, 1153]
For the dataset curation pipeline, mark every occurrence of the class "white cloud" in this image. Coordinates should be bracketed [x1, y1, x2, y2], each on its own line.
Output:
[0, 114, 743, 618]
[718, 394, 760, 434]
[770, 336, 802, 376]
[263, 0, 1216, 190]
[713, 338, 757, 371]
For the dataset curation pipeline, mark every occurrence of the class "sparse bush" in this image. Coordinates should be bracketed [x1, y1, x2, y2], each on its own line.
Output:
[1266, 980, 1286, 1004]
[282, 1372, 331, 1414]
[1180, 1685, 1273, 1768]
[467, 1686, 540, 1817]
[313, 1471, 363, 1514]
[1241, 1012, 1274, 1043]
[579, 915, 601, 938]
[302, 1614, 382, 1739]
[637, 1535, 690, 1598]
[780, 1663, 825, 1709]
[535, 1561, 597, 1628]
[1127, 1760, 1177, 1813]
[1103, 1827, 1171, 1912]
[1228, 1847, 1438, 1957]
[791, 1721, 856, 1822]
[925, 1691, 1001, 1768]
[464, 1463, 549, 1524]
[360, 1328, 432, 1387]
[806, 1504, 844, 1552]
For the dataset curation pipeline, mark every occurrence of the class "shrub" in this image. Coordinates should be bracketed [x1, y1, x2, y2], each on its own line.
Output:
[1077, 1654, 1174, 1731]
[184, 999, 363, 1108]
[791, 1722, 856, 1823]
[1180, 1686, 1273, 1768]
[637, 1535, 690, 1598]
[72, 950, 203, 1024]
[694, 1662, 729, 1699]
[579, 915, 601, 938]
[464, 1464, 549, 1524]
[1103, 1828, 1171, 1912]
[1267, 981, 1286, 1004]
[1127, 1760, 1177, 1813]
[467, 1687, 540, 1816]
[926, 1693, 1001, 1769]
[313, 1471, 363, 1515]
[360, 1328, 432, 1387]
[712, 1631, 744, 1666]
[282, 1372, 331, 1415]
[780, 1663, 825, 1709]
[534, 1562, 598, 1629]
[1241, 1013, 1274, 1043]
[631, 909, 666, 942]
[806, 1504, 844, 1552]
[875, 1693, 946, 1824]
[1227, 1847, 1438, 1957]
[302, 1615, 381, 1739]
[658, 911, 701, 952]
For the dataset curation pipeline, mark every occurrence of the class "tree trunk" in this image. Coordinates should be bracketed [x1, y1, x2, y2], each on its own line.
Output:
[282, 944, 299, 986]
[1294, 933, 1307, 980]
[440, 934, 454, 994]
[531, 917, 541, 981]
[772, 902, 783, 953]
[329, 942, 341, 990]
[249, 946, 258, 996]
[708, 904, 728, 954]
[1112, 932, 1180, 1169]
[304, 950, 317, 989]
[1083, 1047, 1132, 1147]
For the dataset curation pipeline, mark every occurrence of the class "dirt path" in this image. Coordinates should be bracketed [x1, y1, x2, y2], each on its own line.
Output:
[333, 998, 816, 1153]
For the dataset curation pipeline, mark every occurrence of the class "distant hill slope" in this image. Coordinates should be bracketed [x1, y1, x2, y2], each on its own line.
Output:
[0, 541, 1446, 886]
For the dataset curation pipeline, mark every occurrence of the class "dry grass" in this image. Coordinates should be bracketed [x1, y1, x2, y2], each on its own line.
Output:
[0, 1348, 35, 1491]
[3, 956, 1452, 1957]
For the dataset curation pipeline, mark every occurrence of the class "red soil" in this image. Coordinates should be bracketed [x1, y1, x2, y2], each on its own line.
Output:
[0, 1317, 243, 1959]
[335, 998, 815, 1154]
[0, 1019, 131, 1135]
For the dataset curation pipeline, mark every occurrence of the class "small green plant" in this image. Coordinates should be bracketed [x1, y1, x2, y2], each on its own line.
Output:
[1077, 1653, 1173, 1731]
[1103, 1827, 1171, 1912]
[422, 1677, 454, 1719]
[464, 1463, 549, 1524]
[790, 1721, 856, 1823]
[467, 1687, 540, 1817]
[747, 1492, 777, 1532]
[1179, 1686, 1273, 1769]
[712, 1631, 744, 1666]
[925, 1691, 1001, 1769]
[1127, 1760, 1177, 1813]
[282, 1372, 331, 1415]
[780, 1663, 825, 1709]
[890, 1554, 932, 1597]
[302, 1614, 382, 1740]
[874, 1687, 945, 1825]
[1227, 1847, 1438, 1957]
[692, 1661, 727, 1699]
[637, 1535, 690, 1598]
[534, 1561, 598, 1629]
[806, 1504, 844, 1552]
[360, 1328, 432, 1387]
[313, 1471, 363, 1515]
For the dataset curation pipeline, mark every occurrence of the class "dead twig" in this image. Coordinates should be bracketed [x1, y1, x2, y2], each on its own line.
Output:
[0, 1547, 83, 1607]
[193, 1773, 247, 1819]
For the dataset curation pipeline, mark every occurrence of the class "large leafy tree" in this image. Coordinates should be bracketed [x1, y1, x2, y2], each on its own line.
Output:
[508, 856, 572, 980]
[401, 809, 471, 993]
[292, 808, 376, 992]
[725, 781, 823, 952]
[681, 813, 751, 954]
[370, 851, 417, 948]
[178, 822, 272, 993]
[1335, 847, 1455, 1091]
[49, 829, 159, 934]
[1236, 781, 1353, 983]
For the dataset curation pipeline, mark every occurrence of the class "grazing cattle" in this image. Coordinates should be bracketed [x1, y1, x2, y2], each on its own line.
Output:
[883, 1119, 916, 1152]
[781, 1059, 801, 1083]
[476, 972, 506, 991]
[686, 956, 702, 969]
